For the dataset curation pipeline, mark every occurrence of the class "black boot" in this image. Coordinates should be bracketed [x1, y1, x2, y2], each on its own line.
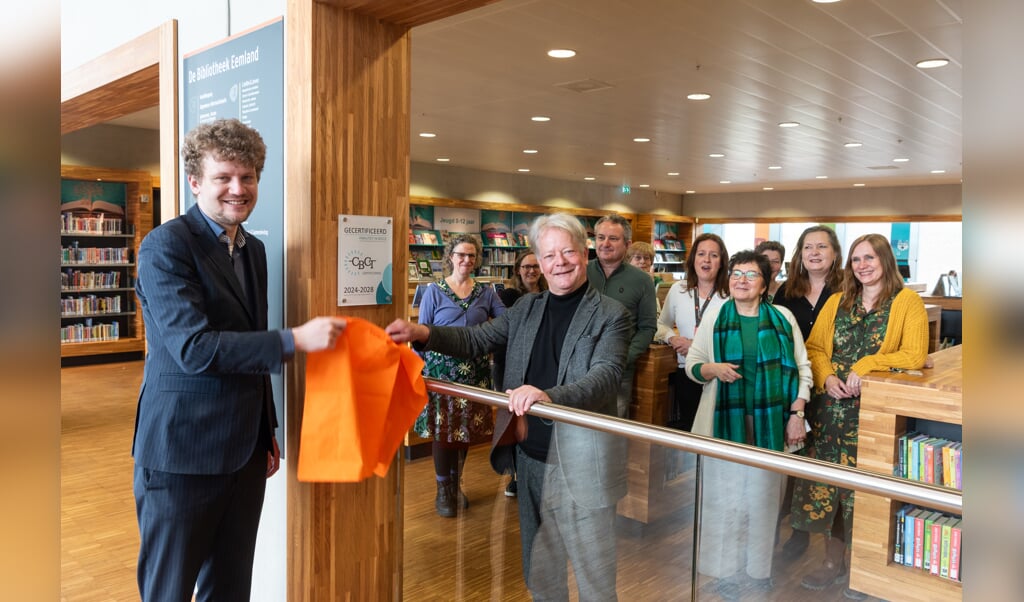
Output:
[435, 479, 457, 518]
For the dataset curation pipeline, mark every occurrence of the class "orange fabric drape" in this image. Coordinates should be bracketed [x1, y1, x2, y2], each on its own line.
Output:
[298, 317, 427, 482]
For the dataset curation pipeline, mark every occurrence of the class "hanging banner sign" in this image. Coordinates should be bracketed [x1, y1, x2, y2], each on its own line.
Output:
[338, 215, 393, 306]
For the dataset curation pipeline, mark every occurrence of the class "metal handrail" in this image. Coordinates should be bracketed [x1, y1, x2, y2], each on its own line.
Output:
[426, 378, 962, 515]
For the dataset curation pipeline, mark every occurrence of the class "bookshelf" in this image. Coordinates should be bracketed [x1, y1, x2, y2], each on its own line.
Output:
[632, 214, 696, 279]
[60, 165, 153, 358]
[850, 345, 963, 601]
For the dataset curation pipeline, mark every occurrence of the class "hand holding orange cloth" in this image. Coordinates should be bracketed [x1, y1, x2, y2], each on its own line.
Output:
[298, 316, 427, 482]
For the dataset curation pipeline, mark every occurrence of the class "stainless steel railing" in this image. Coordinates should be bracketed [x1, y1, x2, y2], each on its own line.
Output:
[425, 378, 962, 515]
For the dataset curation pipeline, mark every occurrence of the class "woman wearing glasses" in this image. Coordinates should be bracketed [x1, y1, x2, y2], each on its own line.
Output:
[416, 233, 506, 517]
[685, 250, 811, 598]
[790, 234, 928, 597]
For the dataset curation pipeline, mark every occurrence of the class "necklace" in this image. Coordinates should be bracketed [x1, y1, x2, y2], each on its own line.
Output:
[693, 285, 714, 327]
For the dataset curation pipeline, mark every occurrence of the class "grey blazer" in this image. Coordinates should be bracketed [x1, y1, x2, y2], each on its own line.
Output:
[422, 285, 632, 508]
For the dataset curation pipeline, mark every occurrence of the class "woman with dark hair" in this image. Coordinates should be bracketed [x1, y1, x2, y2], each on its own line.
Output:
[498, 250, 548, 308]
[416, 233, 506, 517]
[791, 234, 928, 597]
[775, 226, 844, 339]
[685, 250, 811, 597]
[754, 240, 786, 302]
[655, 233, 730, 430]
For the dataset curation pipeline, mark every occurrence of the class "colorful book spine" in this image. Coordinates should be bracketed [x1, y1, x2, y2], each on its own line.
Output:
[940, 517, 954, 578]
[903, 509, 921, 566]
[913, 510, 927, 568]
[922, 511, 942, 572]
[949, 520, 962, 581]
[929, 516, 948, 575]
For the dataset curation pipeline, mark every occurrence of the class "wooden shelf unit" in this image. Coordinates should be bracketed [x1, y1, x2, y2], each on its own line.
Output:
[60, 165, 153, 358]
[632, 214, 696, 278]
[850, 345, 963, 601]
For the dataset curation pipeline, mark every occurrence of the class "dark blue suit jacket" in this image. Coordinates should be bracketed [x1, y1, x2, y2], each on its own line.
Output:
[133, 204, 282, 475]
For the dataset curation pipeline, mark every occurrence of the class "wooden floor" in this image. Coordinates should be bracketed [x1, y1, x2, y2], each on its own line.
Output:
[62, 360, 879, 601]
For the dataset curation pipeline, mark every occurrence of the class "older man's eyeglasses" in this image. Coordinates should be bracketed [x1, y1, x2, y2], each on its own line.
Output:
[730, 270, 762, 280]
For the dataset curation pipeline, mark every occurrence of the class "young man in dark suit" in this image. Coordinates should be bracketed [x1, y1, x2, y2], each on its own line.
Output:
[133, 118, 346, 601]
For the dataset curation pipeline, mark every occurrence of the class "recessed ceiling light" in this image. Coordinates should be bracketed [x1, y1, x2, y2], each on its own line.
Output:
[531, 116, 551, 122]
[813, 0, 841, 3]
[523, 149, 538, 154]
[916, 58, 949, 69]
[931, 169, 947, 174]
[638, 184, 650, 188]
[667, 172, 680, 176]
[893, 157, 910, 163]
[547, 49, 576, 59]
[436, 157, 450, 162]
[687, 93, 711, 101]
[844, 141, 863, 148]
[816, 175, 829, 179]
[517, 168, 530, 172]
[603, 162, 617, 166]
[418, 132, 436, 138]
[853, 183, 866, 187]
[763, 187, 774, 191]
[584, 176, 596, 181]
[633, 137, 651, 143]
[685, 190, 696, 194]
[719, 180, 731, 184]
[778, 121, 800, 128]
[708, 153, 725, 158]
[768, 165, 782, 170]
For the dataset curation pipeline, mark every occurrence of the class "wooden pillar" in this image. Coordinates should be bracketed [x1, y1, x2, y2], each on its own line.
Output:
[283, 1, 496, 599]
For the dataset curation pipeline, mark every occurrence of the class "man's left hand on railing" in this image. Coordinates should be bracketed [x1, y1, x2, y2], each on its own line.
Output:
[505, 384, 551, 416]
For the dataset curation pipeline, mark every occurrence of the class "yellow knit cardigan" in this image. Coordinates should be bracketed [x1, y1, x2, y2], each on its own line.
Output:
[805, 287, 930, 391]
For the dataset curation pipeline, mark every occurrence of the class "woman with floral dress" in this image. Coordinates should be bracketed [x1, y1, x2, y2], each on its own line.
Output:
[792, 233, 929, 597]
[416, 233, 506, 518]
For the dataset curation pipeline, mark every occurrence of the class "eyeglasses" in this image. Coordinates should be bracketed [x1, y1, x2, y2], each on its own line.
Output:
[520, 264, 540, 271]
[451, 251, 476, 261]
[729, 270, 762, 280]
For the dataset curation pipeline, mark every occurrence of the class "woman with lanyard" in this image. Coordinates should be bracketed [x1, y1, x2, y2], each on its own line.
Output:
[655, 233, 730, 431]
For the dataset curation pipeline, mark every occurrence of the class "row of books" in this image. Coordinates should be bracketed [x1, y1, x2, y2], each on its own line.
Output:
[654, 238, 685, 251]
[61, 269, 125, 290]
[655, 252, 685, 263]
[61, 244, 131, 265]
[410, 229, 442, 245]
[484, 231, 529, 247]
[61, 213, 125, 235]
[60, 319, 120, 343]
[61, 295, 127, 316]
[896, 431, 962, 490]
[894, 504, 962, 582]
[483, 248, 519, 265]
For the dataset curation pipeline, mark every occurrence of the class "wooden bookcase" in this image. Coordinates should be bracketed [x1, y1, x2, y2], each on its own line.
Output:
[632, 214, 696, 278]
[60, 165, 153, 358]
[850, 345, 963, 601]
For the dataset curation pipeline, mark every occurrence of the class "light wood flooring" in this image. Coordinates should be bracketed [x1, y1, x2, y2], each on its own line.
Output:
[62, 360, 878, 601]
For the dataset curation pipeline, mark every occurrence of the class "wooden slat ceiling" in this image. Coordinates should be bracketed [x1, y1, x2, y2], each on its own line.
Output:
[105, 0, 963, 196]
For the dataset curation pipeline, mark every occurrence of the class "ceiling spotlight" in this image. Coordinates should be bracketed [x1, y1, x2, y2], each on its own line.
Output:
[816, 175, 829, 179]
[667, 172, 680, 176]
[436, 158, 450, 162]
[768, 165, 782, 170]
[812, 0, 842, 3]
[633, 137, 651, 143]
[638, 184, 650, 188]
[708, 153, 725, 158]
[893, 157, 910, 163]
[844, 141, 863, 148]
[418, 132, 436, 138]
[778, 121, 801, 128]
[584, 176, 596, 181]
[531, 116, 551, 122]
[523, 149, 538, 154]
[916, 58, 949, 69]
[687, 93, 711, 101]
[719, 180, 731, 184]
[603, 162, 617, 166]
[547, 49, 576, 59]
[763, 187, 774, 191]
[517, 168, 530, 172]
[931, 169, 947, 174]
[853, 183, 866, 187]
[685, 190, 696, 194]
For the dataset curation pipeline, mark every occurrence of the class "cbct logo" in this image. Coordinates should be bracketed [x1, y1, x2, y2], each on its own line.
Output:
[344, 250, 378, 276]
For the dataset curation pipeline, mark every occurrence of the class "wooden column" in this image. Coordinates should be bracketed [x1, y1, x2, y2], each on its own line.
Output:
[283, 1, 495, 599]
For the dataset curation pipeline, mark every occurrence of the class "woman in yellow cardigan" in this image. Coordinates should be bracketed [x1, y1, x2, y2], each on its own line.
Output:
[791, 233, 929, 598]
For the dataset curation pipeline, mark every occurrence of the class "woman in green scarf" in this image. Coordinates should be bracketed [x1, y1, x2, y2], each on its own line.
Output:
[685, 250, 812, 599]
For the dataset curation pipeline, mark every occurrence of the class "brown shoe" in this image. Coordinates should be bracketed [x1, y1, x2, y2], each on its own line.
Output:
[801, 537, 847, 590]
[435, 480, 457, 518]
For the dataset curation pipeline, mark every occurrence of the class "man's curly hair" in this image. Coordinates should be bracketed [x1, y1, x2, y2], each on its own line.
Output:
[181, 118, 266, 180]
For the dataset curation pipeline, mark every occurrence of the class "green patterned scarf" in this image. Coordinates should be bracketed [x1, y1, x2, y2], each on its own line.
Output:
[712, 299, 799, 451]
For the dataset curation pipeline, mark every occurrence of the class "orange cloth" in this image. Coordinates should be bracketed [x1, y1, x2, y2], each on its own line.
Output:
[298, 317, 427, 482]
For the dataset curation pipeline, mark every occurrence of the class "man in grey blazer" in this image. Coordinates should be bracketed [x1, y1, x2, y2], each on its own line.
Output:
[133, 118, 345, 601]
[387, 213, 632, 601]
